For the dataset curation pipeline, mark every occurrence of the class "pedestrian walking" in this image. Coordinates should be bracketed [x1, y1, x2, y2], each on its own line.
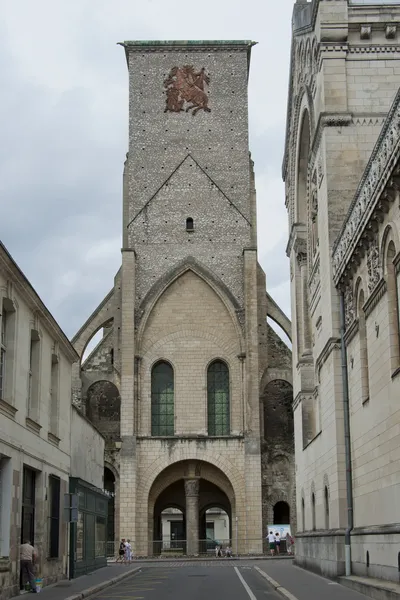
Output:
[117, 538, 126, 563]
[125, 539, 132, 563]
[20, 539, 37, 593]
[267, 530, 276, 556]
[285, 532, 294, 555]
[275, 532, 281, 555]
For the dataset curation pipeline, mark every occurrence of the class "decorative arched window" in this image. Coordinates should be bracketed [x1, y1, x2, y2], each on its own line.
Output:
[186, 217, 194, 231]
[151, 361, 174, 436]
[385, 239, 400, 370]
[311, 492, 316, 531]
[207, 360, 230, 436]
[357, 288, 370, 404]
[324, 485, 329, 530]
[301, 496, 305, 531]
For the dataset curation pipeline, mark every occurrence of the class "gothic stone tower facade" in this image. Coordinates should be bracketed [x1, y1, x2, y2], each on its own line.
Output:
[72, 40, 294, 555]
[284, 0, 400, 577]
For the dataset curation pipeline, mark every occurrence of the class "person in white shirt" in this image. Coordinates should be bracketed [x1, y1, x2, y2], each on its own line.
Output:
[274, 532, 281, 555]
[267, 531, 276, 556]
[125, 539, 132, 563]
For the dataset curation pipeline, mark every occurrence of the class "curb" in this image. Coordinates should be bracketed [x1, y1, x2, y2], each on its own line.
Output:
[64, 567, 141, 600]
[108, 555, 293, 563]
[254, 566, 299, 600]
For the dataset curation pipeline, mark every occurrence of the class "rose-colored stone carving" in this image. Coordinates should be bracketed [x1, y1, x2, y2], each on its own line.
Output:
[164, 66, 211, 116]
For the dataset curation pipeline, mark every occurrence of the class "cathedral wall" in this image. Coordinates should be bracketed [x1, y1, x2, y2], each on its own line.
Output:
[138, 270, 243, 435]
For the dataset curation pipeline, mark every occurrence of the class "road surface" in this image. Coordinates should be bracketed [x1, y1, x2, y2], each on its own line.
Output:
[91, 560, 371, 600]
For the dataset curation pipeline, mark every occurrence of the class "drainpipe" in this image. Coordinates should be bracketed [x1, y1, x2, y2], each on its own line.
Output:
[339, 292, 354, 576]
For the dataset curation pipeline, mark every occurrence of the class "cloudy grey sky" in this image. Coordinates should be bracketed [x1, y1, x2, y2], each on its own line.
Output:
[1, 0, 294, 343]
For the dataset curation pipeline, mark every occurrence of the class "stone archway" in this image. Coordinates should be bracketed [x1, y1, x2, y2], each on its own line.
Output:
[273, 501, 290, 525]
[148, 460, 235, 556]
[261, 378, 295, 537]
[85, 381, 121, 450]
[104, 467, 116, 553]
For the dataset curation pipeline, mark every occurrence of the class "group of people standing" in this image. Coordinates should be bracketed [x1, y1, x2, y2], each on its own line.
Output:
[267, 530, 294, 556]
[116, 538, 133, 563]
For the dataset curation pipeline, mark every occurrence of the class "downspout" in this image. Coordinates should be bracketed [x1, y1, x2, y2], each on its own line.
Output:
[339, 291, 354, 576]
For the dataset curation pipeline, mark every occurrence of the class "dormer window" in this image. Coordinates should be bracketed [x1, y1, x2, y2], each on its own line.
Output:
[186, 217, 194, 232]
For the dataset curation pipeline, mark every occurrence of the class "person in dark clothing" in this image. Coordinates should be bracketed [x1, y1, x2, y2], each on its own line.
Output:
[20, 539, 37, 593]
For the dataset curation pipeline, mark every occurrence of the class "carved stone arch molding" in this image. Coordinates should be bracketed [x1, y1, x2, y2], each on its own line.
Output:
[269, 490, 290, 507]
[136, 256, 245, 352]
[354, 275, 367, 317]
[295, 86, 316, 149]
[290, 86, 316, 225]
[381, 222, 400, 275]
[260, 367, 293, 389]
[104, 460, 120, 481]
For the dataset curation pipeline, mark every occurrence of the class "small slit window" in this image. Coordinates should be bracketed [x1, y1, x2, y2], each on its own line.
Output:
[186, 217, 194, 232]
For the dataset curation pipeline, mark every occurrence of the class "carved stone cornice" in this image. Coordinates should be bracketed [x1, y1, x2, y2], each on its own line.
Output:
[348, 45, 400, 55]
[332, 87, 400, 285]
[364, 278, 387, 319]
[286, 223, 307, 257]
[311, 112, 352, 159]
[0, 398, 17, 420]
[315, 337, 341, 374]
[344, 318, 359, 346]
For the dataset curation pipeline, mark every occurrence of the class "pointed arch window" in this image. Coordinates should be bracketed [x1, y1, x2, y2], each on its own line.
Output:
[207, 360, 230, 436]
[311, 492, 316, 531]
[151, 361, 174, 436]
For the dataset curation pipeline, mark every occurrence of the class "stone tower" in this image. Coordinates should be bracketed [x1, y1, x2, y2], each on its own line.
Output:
[72, 40, 294, 555]
[283, 0, 400, 577]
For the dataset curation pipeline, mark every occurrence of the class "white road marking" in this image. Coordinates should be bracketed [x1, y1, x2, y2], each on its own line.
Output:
[253, 566, 299, 600]
[234, 566, 257, 600]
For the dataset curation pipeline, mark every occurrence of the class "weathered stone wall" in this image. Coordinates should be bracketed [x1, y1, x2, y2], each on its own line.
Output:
[261, 325, 295, 536]
[71, 407, 105, 490]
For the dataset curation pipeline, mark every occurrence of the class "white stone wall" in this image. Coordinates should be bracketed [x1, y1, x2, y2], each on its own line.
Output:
[284, 0, 400, 580]
[70, 407, 105, 490]
[0, 247, 78, 599]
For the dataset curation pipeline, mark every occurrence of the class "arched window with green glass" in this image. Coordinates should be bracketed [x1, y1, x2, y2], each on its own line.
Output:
[207, 360, 230, 436]
[151, 361, 174, 436]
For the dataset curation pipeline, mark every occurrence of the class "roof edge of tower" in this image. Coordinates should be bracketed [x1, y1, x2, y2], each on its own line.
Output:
[119, 40, 257, 48]
[118, 40, 258, 74]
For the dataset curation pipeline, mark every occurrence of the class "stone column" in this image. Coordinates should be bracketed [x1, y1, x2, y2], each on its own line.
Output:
[243, 249, 263, 555]
[119, 248, 137, 547]
[184, 478, 200, 556]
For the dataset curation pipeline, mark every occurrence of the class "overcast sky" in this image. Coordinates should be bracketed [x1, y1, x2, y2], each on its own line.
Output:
[1, 0, 294, 344]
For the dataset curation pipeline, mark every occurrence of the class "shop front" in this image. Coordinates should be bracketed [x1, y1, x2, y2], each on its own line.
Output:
[69, 478, 108, 578]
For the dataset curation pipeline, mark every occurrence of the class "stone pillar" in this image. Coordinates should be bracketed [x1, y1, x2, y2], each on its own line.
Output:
[119, 248, 137, 547]
[184, 478, 200, 556]
[243, 249, 263, 555]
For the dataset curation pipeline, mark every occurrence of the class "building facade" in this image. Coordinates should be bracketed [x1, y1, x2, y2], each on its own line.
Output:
[0, 243, 106, 599]
[283, 0, 400, 582]
[72, 40, 295, 556]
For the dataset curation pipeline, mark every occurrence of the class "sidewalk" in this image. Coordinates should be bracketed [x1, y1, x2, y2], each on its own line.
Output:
[255, 559, 371, 600]
[10, 563, 140, 600]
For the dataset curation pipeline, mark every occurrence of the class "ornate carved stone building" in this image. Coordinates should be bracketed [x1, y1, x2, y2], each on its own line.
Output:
[72, 40, 294, 555]
[284, 0, 400, 584]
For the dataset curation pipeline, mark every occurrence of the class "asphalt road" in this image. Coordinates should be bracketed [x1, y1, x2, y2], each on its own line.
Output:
[92, 564, 281, 600]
